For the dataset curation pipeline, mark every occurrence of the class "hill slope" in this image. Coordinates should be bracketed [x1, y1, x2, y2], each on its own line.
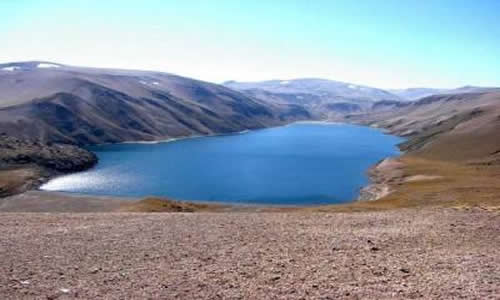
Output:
[355, 91, 500, 162]
[342, 90, 500, 209]
[0, 62, 310, 145]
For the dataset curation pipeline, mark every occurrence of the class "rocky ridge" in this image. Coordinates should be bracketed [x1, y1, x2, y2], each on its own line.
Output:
[0, 134, 97, 196]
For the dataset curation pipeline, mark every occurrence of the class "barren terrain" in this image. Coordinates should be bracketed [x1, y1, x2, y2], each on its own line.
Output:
[1, 209, 499, 299]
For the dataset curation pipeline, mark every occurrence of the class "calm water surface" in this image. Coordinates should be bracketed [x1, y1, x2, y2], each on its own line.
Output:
[41, 123, 403, 205]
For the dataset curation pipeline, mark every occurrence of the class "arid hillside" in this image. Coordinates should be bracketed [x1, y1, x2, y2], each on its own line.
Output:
[354, 91, 500, 162]
[338, 91, 500, 210]
[0, 62, 310, 145]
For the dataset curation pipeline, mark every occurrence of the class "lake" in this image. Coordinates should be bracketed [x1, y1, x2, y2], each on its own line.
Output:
[40, 122, 403, 205]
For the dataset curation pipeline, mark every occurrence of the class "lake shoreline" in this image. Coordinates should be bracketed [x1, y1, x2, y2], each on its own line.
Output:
[92, 120, 338, 146]
[2, 120, 404, 210]
[38, 121, 402, 208]
[357, 157, 405, 201]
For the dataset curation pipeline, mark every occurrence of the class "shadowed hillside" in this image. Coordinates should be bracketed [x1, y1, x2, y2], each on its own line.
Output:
[0, 62, 311, 145]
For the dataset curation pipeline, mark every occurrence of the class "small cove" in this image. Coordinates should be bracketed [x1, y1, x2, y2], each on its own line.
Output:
[41, 123, 403, 205]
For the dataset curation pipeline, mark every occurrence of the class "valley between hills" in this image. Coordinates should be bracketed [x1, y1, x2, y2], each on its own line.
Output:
[1, 62, 499, 298]
[0, 61, 499, 212]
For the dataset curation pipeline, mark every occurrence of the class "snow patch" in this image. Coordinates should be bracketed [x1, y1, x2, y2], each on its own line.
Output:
[139, 80, 160, 86]
[1, 66, 19, 71]
[280, 81, 290, 85]
[37, 63, 60, 68]
[348, 84, 358, 89]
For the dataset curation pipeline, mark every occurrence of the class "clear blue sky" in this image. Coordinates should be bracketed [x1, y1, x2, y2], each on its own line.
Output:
[1, 0, 499, 88]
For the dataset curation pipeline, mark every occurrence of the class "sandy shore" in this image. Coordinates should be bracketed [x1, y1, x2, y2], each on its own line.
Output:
[357, 158, 405, 201]
[1, 208, 499, 299]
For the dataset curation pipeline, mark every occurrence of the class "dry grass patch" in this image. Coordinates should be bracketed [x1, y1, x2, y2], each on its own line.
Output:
[385, 156, 500, 208]
[307, 155, 500, 212]
[119, 197, 228, 212]
[0, 167, 42, 197]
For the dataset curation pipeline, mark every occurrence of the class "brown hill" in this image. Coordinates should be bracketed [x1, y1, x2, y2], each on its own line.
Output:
[340, 91, 500, 210]
[0, 62, 310, 145]
[356, 91, 500, 162]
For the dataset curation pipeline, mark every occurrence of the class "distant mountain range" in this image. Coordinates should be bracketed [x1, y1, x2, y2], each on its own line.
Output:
[223, 79, 499, 118]
[223, 78, 400, 102]
[223, 79, 402, 118]
[390, 86, 500, 101]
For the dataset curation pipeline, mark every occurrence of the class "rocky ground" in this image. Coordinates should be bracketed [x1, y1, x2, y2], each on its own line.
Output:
[1, 208, 499, 299]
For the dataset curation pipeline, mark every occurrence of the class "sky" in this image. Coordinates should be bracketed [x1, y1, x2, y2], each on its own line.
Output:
[1, 0, 499, 89]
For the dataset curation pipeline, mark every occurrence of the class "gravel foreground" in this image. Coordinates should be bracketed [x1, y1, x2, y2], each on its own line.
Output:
[1, 209, 499, 299]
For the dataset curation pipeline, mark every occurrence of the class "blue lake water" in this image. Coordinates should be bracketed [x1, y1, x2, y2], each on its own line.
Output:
[40, 123, 403, 205]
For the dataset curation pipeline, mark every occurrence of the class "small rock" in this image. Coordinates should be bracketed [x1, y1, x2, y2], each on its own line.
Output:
[399, 268, 410, 274]
[370, 246, 380, 251]
[20, 280, 30, 285]
[59, 288, 70, 293]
